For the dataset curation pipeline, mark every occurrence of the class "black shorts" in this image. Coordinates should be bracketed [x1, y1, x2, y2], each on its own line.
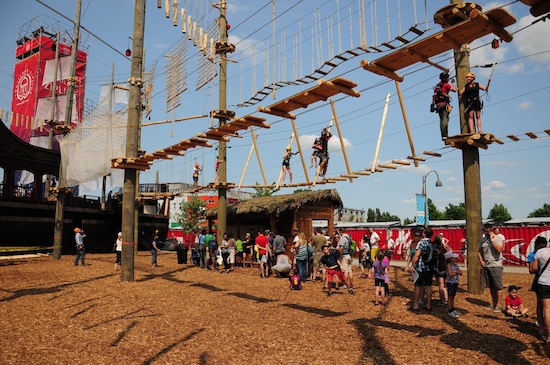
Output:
[282, 161, 290, 167]
[538, 283, 550, 299]
[447, 282, 458, 297]
[374, 278, 385, 287]
[319, 153, 328, 162]
[465, 98, 482, 111]
[414, 271, 433, 287]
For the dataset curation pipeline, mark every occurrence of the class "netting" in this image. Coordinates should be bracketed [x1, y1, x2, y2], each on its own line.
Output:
[58, 86, 128, 188]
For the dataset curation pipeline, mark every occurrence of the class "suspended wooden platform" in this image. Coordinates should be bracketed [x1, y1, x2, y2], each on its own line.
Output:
[360, 7, 516, 81]
[111, 157, 153, 171]
[205, 182, 235, 190]
[519, 0, 550, 17]
[112, 115, 269, 170]
[257, 77, 360, 119]
[434, 2, 483, 28]
[445, 132, 503, 150]
[199, 115, 270, 143]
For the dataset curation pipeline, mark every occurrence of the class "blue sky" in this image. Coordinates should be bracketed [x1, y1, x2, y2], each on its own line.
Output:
[0, 0, 549, 221]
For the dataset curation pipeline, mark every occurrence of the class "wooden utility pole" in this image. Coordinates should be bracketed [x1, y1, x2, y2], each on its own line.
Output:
[53, 0, 82, 260]
[121, 0, 146, 282]
[216, 0, 229, 246]
[46, 31, 61, 197]
[451, 0, 483, 294]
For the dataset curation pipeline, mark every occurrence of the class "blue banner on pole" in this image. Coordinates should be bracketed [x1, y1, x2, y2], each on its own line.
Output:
[416, 194, 428, 225]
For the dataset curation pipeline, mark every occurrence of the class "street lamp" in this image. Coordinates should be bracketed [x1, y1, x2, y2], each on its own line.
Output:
[422, 170, 443, 228]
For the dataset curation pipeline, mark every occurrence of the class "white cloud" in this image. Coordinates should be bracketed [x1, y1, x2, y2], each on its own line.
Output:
[512, 15, 550, 66]
[402, 198, 415, 204]
[228, 35, 266, 60]
[489, 180, 506, 189]
[469, 38, 509, 77]
[447, 176, 456, 182]
[517, 101, 533, 110]
[227, 3, 249, 15]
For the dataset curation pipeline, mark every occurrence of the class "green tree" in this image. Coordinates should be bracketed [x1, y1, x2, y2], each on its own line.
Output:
[178, 196, 207, 233]
[528, 203, 550, 217]
[367, 208, 376, 222]
[403, 217, 414, 225]
[254, 183, 276, 197]
[427, 198, 445, 220]
[487, 203, 512, 224]
[365, 208, 400, 222]
[445, 203, 466, 220]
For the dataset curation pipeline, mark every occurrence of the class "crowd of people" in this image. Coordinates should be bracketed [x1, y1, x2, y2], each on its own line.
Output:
[102, 222, 550, 344]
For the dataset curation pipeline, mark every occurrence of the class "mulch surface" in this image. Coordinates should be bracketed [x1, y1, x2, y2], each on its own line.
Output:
[1, 252, 548, 365]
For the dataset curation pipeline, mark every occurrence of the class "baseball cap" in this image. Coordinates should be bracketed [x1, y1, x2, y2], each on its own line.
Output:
[444, 251, 459, 259]
[508, 285, 518, 292]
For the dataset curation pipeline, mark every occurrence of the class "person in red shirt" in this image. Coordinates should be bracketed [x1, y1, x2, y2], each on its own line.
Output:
[505, 285, 529, 318]
[255, 229, 271, 278]
[433, 72, 457, 141]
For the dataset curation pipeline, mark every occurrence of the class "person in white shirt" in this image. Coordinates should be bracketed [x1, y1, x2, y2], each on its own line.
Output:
[531, 243, 550, 343]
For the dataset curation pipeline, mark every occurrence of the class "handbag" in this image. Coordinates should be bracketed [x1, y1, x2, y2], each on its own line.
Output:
[531, 258, 550, 292]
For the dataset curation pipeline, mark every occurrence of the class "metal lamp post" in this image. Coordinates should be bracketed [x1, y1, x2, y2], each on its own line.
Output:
[422, 170, 443, 228]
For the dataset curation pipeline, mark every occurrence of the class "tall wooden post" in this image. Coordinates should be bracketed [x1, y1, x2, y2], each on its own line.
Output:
[451, 0, 483, 294]
[121, 0, 146, 281]
[53, 0, 82, 260]
[46, 31, 61, 198]
[216, 0, 228, 246]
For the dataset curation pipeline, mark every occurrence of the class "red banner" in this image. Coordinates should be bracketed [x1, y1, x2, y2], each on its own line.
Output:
[11, 36, 87, 141]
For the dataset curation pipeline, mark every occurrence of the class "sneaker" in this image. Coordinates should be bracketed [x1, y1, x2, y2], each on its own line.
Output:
[448, 311, 459, 318]
[493, 306, 503, 313]
[348, 289, 355, 295]
[451, 310, 461, 317]
[485, 305, 494, 311]
[523, 313, 529, 318]
[327, 292, 333, 297]
[512, 314, 520, 318]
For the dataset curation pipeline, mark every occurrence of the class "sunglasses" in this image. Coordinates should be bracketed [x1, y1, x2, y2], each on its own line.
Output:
[414, 234, 421, 237]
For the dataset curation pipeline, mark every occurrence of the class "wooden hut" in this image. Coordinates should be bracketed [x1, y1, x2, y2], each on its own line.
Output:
[205, 189, 343, 241]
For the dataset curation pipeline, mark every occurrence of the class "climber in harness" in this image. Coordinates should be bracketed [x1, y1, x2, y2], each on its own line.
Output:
[432, 72, 457, 141]
[459, 71, 491, 134]
[280, 145, 298, 185]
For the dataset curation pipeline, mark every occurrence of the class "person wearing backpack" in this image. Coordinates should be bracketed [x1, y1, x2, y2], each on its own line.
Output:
[432, 72, 457, 141]
[338, 228, 355, 295]
[411, 228, 435, 311]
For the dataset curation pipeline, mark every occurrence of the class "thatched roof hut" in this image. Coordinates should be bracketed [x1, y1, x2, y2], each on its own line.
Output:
[205, 189, 342, 240]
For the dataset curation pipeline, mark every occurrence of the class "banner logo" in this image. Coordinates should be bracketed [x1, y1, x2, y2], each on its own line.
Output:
[15, 69, 33, 101]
